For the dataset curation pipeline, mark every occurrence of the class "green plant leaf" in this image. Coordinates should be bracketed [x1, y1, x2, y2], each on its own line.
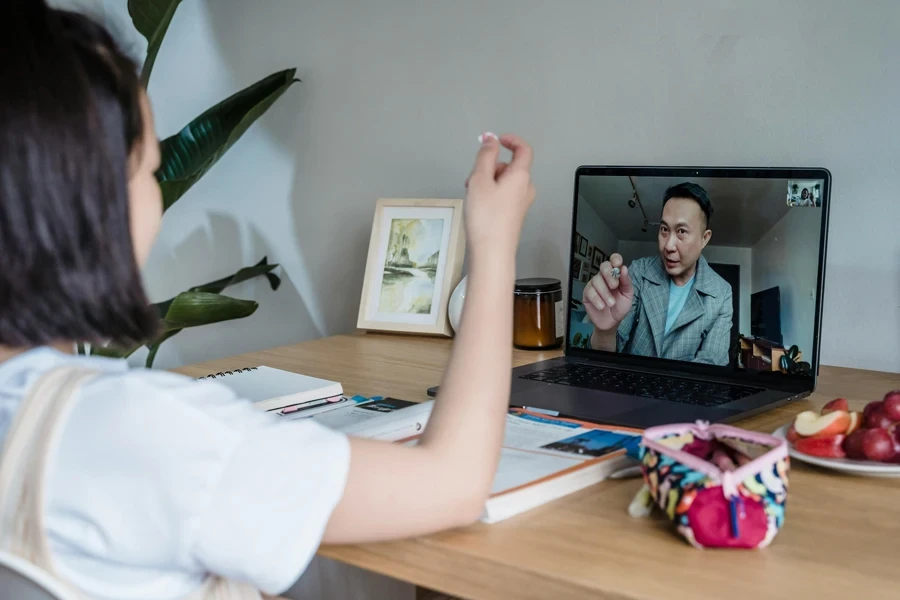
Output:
[152, 257, 280, 318]
[89, 290, 261, 364]
[157, 69, 299, 211]
[162, 291, 258, 327]
[144, 291, 260, 367]
[189, 256, 281, 295]
[127, 0, 182, 87]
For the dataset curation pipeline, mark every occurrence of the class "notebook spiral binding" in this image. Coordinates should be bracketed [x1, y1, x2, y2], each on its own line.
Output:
[196, 367, 258, 380]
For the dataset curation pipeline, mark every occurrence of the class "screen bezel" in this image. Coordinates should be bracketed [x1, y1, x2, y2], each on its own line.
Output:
[566, 166, 831, 394]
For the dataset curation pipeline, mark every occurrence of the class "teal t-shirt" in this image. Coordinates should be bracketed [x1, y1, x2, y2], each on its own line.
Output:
[665, 275, 695, 335]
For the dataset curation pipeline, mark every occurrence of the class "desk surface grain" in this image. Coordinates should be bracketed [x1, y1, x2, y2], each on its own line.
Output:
[177, 333, 900, 600]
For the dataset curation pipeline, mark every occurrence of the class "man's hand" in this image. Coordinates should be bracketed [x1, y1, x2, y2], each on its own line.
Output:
[582, 253, 634, 331]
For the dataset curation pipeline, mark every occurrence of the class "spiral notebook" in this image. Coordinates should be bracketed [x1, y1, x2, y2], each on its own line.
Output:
[197, 366, 343, 412]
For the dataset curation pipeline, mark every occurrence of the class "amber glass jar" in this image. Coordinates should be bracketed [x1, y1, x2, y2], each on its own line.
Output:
[513, 278, 564, 350]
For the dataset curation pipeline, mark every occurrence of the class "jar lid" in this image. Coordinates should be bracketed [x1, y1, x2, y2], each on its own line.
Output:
[515, 277, 561, 293]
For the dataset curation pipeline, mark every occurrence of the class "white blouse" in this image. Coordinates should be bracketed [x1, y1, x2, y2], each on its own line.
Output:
[0, 347, 350, 600]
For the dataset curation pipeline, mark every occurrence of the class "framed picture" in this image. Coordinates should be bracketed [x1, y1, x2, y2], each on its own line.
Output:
[579, 237, 588, 256]
[357, 198, 465, 336]
[572, 258, 582, 280]
[580, 261, 591, 282]
[592, 247, 604, 269]
[574, 232, 583, 254]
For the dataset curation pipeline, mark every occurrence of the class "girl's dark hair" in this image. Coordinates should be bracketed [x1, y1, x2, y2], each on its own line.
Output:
[0, 1, 159, 348]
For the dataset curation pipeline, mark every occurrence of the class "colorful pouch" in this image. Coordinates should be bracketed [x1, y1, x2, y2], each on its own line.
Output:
[633, 421, 790, 549]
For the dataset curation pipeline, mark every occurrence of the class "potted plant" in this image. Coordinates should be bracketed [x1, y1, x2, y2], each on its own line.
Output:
[84, 0, 298, 367]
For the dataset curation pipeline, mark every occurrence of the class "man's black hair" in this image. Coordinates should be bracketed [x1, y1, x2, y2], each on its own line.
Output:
[0, 0, 159, 347]
[662, 182, 713, 229]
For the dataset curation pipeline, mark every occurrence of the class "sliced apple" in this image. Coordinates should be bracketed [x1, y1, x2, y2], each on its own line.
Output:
[822, 398, 849, 415]
[845, 411, 862, 435]
[795, 434, 846, 459]
[793, 410, 852, 439]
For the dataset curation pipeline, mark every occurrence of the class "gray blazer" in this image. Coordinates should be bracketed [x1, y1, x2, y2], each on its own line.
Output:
[616, 255, 733, 366]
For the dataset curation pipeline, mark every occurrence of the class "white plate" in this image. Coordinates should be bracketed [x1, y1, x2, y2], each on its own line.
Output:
[773, 424, 900, 478]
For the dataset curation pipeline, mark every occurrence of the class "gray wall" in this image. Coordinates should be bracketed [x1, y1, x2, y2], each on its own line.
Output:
[84, 1, 900, 372]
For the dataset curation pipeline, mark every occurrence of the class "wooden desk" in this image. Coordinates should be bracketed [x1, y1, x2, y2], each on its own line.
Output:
[178, 334, 900, 600]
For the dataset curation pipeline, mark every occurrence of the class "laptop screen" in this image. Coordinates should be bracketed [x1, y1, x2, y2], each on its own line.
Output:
[569, 170, 828, 379]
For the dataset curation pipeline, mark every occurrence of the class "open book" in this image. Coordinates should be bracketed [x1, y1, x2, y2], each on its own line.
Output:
[300, 397, 641, 523]
[453, 410, 640, 523]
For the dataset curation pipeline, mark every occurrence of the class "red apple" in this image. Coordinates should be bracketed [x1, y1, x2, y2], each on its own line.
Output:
[786, 424, 801, 444]
[862, 429, 896, 462]
[845, 411, 862, 435]
[843, 429, 868, 460]
[863, 400, 884, 425]
[866, 408, 894, 431]
[793, 410, 852, 439]
[822, 398, 849, 414]
[883, 391, 900, 421]
[795, 434, 846, 459]
[888, 423, 900, 456]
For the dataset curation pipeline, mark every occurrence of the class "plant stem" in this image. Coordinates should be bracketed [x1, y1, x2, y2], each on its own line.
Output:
[145, 344, 161, 368]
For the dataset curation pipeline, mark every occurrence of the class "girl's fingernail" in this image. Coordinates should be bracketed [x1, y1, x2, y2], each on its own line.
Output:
[478, 132, 498, 145]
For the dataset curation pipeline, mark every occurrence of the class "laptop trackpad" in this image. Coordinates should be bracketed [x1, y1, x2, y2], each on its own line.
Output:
[613, 403, 741, 429]
[512, 387, 657, 420]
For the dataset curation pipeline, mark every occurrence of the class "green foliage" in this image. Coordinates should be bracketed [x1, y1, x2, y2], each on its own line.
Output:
[85, 2, 297, 366]
[127, 0, 181, 86]
[157, 70, 298, 211]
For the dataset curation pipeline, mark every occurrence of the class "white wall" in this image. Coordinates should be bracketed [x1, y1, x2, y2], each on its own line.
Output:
[49, 0, 102, 12]
[616, 241, 752, 335]
[752, 209, 822, 362]
[90, 0, 897, 373]
[616, 241, 656, 267]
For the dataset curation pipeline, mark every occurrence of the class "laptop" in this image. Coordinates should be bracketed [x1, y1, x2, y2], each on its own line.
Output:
[431, 166, 831, 429]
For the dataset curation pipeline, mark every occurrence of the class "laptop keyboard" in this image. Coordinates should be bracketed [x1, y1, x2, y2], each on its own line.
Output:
[521, 363, 763, 407]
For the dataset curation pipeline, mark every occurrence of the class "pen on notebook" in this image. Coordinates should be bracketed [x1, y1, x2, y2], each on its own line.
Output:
[277, 395, 345, 415]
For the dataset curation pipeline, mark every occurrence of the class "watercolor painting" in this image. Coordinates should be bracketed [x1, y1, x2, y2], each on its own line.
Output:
[378, 218, 444, 314]
[358, 198, 465, 336]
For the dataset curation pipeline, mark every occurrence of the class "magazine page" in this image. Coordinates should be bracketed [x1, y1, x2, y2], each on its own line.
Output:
[313, 398, 433, 441]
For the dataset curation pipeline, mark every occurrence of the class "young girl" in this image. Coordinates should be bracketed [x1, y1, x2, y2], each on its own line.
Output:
[0, 3, 535, 599]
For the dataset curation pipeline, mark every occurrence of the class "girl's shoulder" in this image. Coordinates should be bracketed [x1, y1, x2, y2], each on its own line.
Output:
[0, 346, 268, 432]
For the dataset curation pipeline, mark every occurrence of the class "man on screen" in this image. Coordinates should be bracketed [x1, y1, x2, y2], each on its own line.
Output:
[584, 182, 733, 366]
